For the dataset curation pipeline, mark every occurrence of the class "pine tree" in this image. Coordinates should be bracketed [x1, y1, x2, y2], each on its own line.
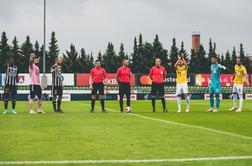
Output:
[189, 49, 197, 73]
[0, 32, 10, 72]
[131, 37, 141, 73]
[142, 42, 154, 73]
[86, 52, 94, 72]
[10, 36, 21, 65]
[77, 48, 88, 73]
[213, 42, 217, 55]
[20, 36, 33, 73]
[230, 47, 237, 73]
[102, 42, 119, 72]
[207, 39, 217, 72]
[97, 51, 102, 61]
[34, 41, 40, 56]
[220, 54, 225, 65]
[62, 44, 79, 73]
[34, 40, 44, 68]
[225, 51, 231, 73]
[208, 38, 216, 56]
[137, 34, 147, 73]
[152, 34, 169, 69]
[77, 48, 94, 73]
[239, 43, 245, 60]
[169, 38, 179, 72]
[217, 54, 221, 63]
[179, 41, 189, 62]
[48, 31, 60, 72]
[118, 43, 127, 61]
[239, 43, 250, 73]
[197, 44, 207, 73]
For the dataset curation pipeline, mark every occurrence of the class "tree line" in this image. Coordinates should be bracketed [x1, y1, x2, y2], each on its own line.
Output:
[0, 31, 251, 74]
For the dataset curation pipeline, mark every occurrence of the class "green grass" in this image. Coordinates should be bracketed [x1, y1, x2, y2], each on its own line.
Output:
[0, 100, 252, 166]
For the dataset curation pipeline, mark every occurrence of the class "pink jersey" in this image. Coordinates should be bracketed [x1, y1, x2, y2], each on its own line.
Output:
[29, 64, 40, 85]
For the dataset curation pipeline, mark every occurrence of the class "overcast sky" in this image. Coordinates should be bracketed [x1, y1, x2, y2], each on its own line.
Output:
[0, 0, 251, 57]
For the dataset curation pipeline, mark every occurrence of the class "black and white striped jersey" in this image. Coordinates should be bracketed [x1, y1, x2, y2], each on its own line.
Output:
[5, 64, 18, 86]
[51, 64, 63, 87]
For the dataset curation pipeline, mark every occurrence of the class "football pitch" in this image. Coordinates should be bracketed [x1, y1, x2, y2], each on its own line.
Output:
[0, 100, 252, 166]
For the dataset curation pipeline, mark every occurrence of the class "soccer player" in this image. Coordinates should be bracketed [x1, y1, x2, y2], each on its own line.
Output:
[149, 57, 168, 112]
[3, 58, 18, 114]
[51, 56, 64, 113]
[208, 55, 226, 112]
[29, 54, 44, 114]
[89, 60, 108, 113]
[116, 59, 132, 113]
[174, 54, 190, 113]
[229, 57, 249, 112]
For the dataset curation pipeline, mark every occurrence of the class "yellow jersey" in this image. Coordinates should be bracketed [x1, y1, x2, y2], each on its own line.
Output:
[234, 65, 247, 85]
[176, 65, 188, 83]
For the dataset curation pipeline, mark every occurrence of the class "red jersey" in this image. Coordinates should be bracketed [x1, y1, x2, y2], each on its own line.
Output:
[90, 67, 107, 83]
[149, 65, 166, 83]
[117, 66, 131, 83]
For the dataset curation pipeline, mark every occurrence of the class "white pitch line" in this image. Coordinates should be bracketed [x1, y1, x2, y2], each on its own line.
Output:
[1, 156, 252, 165]
[102, 107, 252, 141]
[76, 102, 252, 140]
[130, 113, 252, 140]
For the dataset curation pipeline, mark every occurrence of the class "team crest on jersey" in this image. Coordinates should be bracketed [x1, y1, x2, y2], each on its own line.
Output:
[18, 76, 24, 83]
[161, 71, 163, 75]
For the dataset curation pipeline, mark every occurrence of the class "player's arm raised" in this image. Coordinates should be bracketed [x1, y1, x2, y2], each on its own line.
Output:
[182, 58, 187, 67]
[219, 64, 227, 70]
[174, 59, 180, 69]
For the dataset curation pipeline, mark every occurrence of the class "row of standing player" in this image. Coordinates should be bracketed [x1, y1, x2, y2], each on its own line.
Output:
[2, 54, 64, 114]
[1, 53, 249, 114]
[88, 54, 249, 113]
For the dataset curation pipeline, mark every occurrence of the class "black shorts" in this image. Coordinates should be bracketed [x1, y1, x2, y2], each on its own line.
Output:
[151, 83, 165, 97]
[30, 85, 42, 100]
[52, 86, 63, 97]
[92, 82, 104, 95]
[119, 82, 131, 97]
[4, 85, 17, 99]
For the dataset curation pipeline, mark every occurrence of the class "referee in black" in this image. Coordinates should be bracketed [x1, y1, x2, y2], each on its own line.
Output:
[3, 58, 18, 114]
[51, 56, 64, 113]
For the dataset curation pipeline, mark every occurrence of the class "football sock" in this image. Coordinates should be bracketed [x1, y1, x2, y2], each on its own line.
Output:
[177, 96, 181, 111]
[216, 95, 220, 110]
[91, 99, 95, 110]
[11, 99, 16, 109]
[161, 98, 166, 110]
[4, 99, 8, 110]
[151, 97, 156, 110]
[185, 96, 190, 109]
[233, 94, 237, 108]
[239, 94, 243, 109]
[126, 95, 130, 107]
[210, 95, 214, 109]
[101, 99, 105, 110]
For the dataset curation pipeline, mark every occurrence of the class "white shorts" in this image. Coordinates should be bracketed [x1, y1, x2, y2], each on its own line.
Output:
[176, 83, 189, 95]
[232, 84, 243, 95]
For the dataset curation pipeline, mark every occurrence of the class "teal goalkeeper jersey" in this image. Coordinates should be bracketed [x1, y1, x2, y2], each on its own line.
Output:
[210, 63, 221, 84]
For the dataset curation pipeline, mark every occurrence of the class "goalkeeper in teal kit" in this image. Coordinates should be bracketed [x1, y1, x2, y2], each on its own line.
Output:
[208, 55, 226, 112]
